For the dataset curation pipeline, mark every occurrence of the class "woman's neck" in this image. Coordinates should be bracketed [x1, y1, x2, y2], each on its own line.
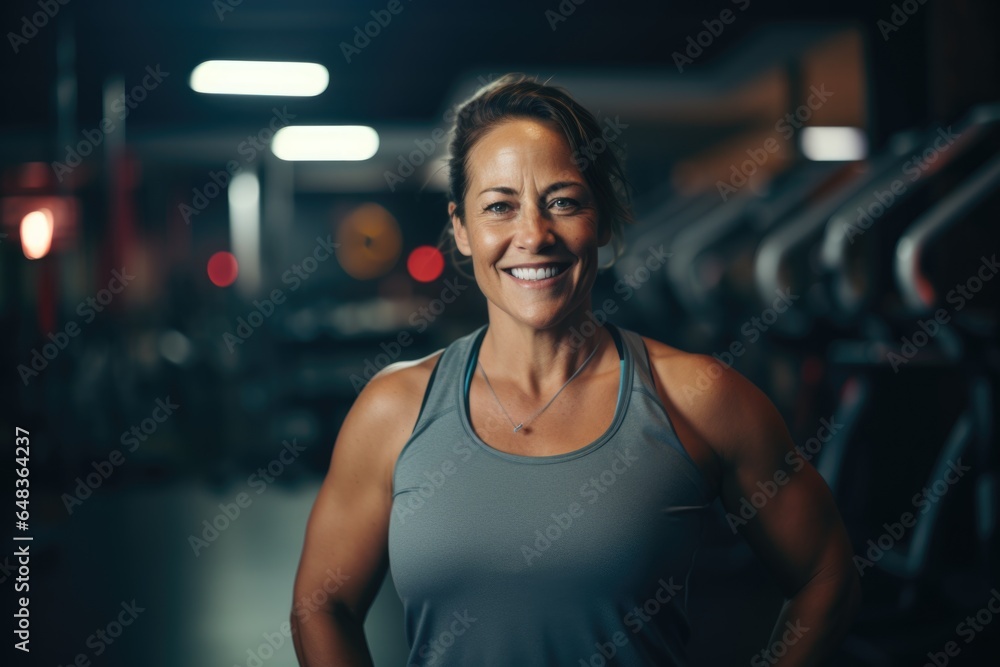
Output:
[477, 305, 613, 397]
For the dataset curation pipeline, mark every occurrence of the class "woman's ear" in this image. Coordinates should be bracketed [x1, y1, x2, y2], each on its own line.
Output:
[449, 202, 472, 256]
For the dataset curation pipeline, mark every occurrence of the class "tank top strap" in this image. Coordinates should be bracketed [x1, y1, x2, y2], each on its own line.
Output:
[410, 324, 488, 434]
[614, 325, 658, 396]
[412, 322, 651, 434]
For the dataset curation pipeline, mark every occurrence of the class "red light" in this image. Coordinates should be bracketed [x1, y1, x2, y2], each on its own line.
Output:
[407, 245, 444, 283]
[207, 251, 239, 287]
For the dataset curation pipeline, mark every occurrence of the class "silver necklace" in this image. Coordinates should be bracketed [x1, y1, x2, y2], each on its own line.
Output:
[476, 332, 606, 434]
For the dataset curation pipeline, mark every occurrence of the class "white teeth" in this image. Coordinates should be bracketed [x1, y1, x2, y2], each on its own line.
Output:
[510, 265, 564, 281]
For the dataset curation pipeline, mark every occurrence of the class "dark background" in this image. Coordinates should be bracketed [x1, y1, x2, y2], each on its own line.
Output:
[2, 0, 999, 665]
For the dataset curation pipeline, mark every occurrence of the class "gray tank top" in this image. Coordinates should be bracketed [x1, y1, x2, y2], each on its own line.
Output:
[388, 322, 715, 666]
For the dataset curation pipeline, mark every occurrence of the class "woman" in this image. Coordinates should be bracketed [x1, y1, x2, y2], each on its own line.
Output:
[290, 74, 861, 666]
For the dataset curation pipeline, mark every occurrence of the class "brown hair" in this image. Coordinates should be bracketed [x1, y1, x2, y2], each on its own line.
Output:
[438, 73, 633, 280]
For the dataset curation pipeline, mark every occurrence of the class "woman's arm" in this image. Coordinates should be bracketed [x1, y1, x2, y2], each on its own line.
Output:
[290, 360, 432, 666]
[716, 372, 861, 666]
[655, 352, 862, 666]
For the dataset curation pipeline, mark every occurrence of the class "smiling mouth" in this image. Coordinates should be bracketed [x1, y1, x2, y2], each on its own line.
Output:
[502, 263, 572, 281]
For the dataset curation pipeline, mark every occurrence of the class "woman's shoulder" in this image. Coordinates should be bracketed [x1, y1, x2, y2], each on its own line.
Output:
[358, 349, 445, 416]
[637, 333, 760, 396]
[632, 333, 719, 384]
[342, 349, 447, 490]
[636, 334, 785, 463]
[352, 324, 483, 430]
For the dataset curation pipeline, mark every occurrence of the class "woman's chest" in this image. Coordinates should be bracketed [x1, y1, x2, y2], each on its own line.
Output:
[389, 438, 709, 598]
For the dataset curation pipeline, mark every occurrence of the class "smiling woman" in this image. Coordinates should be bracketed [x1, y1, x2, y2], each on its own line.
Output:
[290, 73, 861, 667]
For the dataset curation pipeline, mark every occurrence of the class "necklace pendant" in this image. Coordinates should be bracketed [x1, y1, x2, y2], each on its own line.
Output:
[513, 423, 523, 433]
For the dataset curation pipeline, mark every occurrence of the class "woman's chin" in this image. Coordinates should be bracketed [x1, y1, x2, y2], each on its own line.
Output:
[496, 301, 586, 331]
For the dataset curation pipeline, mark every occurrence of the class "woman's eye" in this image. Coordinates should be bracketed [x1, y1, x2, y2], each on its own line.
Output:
[484, 202, 512, 214]
[550, 198, 578, 211]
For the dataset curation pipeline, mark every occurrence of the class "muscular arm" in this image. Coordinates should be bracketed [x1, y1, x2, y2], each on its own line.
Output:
[657, 353, 862, 666]
[290, 359, 433, 666]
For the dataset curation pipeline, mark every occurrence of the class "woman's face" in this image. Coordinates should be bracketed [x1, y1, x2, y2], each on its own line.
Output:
[450, 118, 611, 330]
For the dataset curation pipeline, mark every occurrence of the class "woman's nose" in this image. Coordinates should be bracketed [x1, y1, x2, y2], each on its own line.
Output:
[514, 205, 555, 252]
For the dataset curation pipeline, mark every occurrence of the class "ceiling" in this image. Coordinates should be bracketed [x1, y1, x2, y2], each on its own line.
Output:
[0, 0, 923, 200]
[0, 0, 887, 126]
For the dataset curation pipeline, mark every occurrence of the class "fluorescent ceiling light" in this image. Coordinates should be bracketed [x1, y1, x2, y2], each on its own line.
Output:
[190, 60, 329, 96]
[272, 126, 380, 161]
[229, 172, 261, 295]
[800, 126, 868, 161]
